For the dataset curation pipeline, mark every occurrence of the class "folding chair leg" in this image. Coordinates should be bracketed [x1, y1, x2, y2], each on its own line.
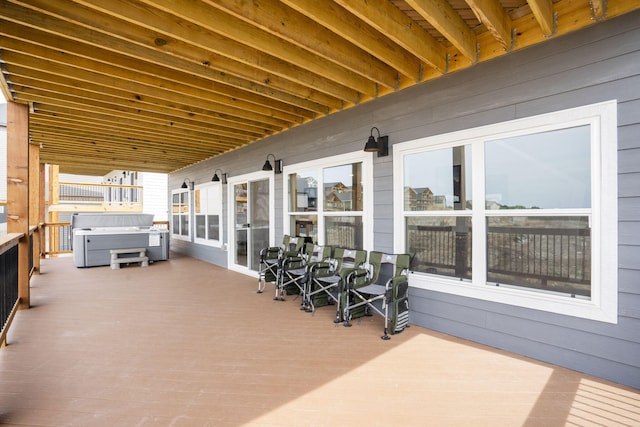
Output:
[302, 280, 311, 311]
[333, 294, 343, 324]
[273, 273, 280, 300]
[343, 306, 352, 327]
[381, 304, 390, 340]
[273, 270, 285, 301]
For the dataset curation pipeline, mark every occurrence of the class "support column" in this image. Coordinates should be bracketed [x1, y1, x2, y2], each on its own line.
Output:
[6, 101, 30, 308]
[38, 163, 45, 258]
[48, 165, 59, 256]
[29, 142, 41, 272]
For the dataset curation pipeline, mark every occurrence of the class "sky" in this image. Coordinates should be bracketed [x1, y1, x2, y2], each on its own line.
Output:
[404, 125, 591, 209]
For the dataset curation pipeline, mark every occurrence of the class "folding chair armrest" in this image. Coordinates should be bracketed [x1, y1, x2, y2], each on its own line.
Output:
[387, 276, 410, 300]
[282, 254, 304, 268]
[309, 261, 334, 277]
[260, 246, 281, 260]
[343, 267, 368, 290]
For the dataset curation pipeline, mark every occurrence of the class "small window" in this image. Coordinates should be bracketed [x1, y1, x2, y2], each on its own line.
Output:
[171, 189, 190, 241]
[194, 182, 223, 247]
[284, 152, 372, 250]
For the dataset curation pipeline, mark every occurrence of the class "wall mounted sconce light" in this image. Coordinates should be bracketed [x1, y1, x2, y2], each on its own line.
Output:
[181, 178, 194, 190]
[211, 169, 228, 184]
[262, 153, 282, 174]
[363, 126, 389, 157]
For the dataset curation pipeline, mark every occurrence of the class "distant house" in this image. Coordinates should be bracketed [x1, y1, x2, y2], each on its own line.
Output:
[53, 171, 168, 223]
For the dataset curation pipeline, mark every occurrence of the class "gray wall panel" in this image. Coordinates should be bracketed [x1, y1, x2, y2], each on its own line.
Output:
[619, 148, 640, 174]
[409, 279, 640, 342]
[619, 124, 640, 150]
[619, 99, 640, 126]
[619, 269, 640, 294]
[619, 173, 640, 197]
[620, 221, 640, 245]
[168, 10, 640, 388]
[619, 197, 640, 221]
[619, 293, 640, 318]
[485, 313, 640, 368]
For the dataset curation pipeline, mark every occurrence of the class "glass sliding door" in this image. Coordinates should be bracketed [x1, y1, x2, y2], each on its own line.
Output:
[249, 179, 270, 271]
[230, 175, 271, 274]
[234, 183, 249, 267]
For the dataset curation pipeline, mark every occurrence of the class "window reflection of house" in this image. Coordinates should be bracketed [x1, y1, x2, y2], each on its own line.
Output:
[324, 181, 353, 211]
[404, 187, 448, 210]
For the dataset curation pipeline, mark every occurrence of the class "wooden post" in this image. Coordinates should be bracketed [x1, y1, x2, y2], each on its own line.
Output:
[48, 165, 59, 256]
[6, 101, 30, 309]
[29, 142, 41, 273]
[39, 163, 46, 258]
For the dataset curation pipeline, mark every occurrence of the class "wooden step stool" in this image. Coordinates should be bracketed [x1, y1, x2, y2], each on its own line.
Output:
[110, 248, 149, 269]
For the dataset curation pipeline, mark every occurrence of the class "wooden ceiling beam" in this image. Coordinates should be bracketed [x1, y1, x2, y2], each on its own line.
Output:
[31, 132, 216, 163]
[41, 151, 183, 174]
[35, 143, 209, 167]
[590, 0, 606, 20]
[5, 55, 292, 130]
[30, 109, 249, 152]
[282, 0, 422, 82]
[74, 0, 378, 97]
[32, 131, 216, 161]
[335, 0, 447, 74]
[34, 137, 202, 163]
[465, 0, 513, 51]
[0, 39, 281, 134]
[31, 103, 252, 145]
[29, 115, 243, 150]
[0, 37, 303, 128]
[405, 0, 478, 61]
[57, 0, 339, 113]
[206, 0, 400, 90]
[7, 63, 278, 138]
[527, 0, 555, 36]
[12, 84, 269, 140]
[3, 0, 350, 108]
[9, 72, 267, 140]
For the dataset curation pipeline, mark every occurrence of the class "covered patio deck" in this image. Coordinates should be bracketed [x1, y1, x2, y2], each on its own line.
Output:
[1, 254, 638, 426]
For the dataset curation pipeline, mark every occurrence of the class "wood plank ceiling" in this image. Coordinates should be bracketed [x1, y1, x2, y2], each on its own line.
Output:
[1, 0, 638, 175]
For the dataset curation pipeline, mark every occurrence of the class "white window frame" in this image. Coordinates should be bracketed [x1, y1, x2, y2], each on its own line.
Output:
[170, 188, 191, 242]
[393, 100, 618, 323]
[283, 151, 373, 250]
[193, 182, 223, 247]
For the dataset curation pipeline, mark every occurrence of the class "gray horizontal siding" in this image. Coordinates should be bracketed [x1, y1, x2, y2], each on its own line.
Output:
[170, 10, 640, 388]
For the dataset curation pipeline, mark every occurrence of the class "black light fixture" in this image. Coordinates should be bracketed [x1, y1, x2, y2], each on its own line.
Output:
[211, 168, 228, 184]
[262, 153, 282, 174]
[181, 178, 194, 190]
[363, 126, 389, 157]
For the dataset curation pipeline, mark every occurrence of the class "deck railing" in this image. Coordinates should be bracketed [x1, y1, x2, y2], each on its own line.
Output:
[0, 234, 21, 347]
[55, 182, 143, 211]
[43, 222, 73, 256]
[408, 224, 591, 296]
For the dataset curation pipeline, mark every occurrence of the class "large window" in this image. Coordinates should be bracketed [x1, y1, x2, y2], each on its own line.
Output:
[285, 152, 372, 250]
[194, 182, 223, 247]
[394, 101, 618, 322]
[171, 189, 190, 241]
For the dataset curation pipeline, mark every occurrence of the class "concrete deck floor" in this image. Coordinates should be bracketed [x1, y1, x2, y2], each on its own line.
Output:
[1, 254, 638, 426]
